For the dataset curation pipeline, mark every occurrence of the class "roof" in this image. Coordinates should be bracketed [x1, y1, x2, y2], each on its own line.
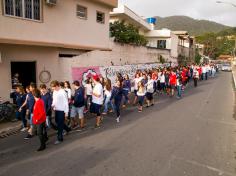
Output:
[172, 31, 189, 36]
[110, 5, 152, 31]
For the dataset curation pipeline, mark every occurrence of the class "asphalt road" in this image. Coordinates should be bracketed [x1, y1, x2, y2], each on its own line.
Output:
[0, 72, 236, 176]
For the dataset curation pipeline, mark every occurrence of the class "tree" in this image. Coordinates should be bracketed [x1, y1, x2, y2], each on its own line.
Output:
[110, 21, 148, 46]
[195, 49, 201, 64]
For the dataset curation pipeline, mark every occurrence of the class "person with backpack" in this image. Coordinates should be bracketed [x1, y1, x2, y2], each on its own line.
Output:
[70, 81, 85, 130]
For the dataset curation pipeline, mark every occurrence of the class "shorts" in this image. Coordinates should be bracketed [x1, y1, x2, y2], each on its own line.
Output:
[90, 103, 102, 116]
[70, 106, 85, 119]
[134, 90, 138, 96]
[170, 84, 175, 89]
[138, 96, 145, 106]
[146, 92, 153, 100]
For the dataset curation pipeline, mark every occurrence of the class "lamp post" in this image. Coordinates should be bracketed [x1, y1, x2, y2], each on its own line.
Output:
[216, 1, 236, 59]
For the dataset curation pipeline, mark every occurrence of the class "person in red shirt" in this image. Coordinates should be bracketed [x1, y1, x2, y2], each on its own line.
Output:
[32, 89, 47, 151]
[169, 70, 177, 97]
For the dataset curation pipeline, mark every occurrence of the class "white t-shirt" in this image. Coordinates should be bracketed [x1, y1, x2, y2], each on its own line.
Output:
[134, 77, 142, 90]
[146, 80, 154, 93]
[85, 84, 93, 96]
[64, 88, 72, 100]
[52, 89, 69, 114]
[104, 89, 112, 98]
[160, 74, 165, 83]
[92, 83, 104, 105]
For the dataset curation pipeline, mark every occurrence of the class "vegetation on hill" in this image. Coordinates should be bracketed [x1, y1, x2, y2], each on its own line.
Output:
[154, 16, 231, 36]
[110, 21, 148, 46]
[196, 28, 236, 59]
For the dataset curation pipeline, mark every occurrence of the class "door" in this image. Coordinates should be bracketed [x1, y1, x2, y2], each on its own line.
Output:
[11, 62, 36, 89]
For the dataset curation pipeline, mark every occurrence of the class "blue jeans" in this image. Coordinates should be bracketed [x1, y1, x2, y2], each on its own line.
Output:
[55, 111, 65, 142]
[103, 97, 114, 113]
[177, 85, 182, 98]
[16, 110, 27, 128]
[123, 89, 129, 105]
[114, 99, 122, 117]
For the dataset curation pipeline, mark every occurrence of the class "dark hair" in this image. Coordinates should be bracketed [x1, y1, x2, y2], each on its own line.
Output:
[32, 89, 41, 98]
[59, 82, 65, 88]
[16, 86, 25, 94]
[105, 79, 112, 91]
[50, 80, 60, 87]
[30, 82, 36, 89]
[73, 80, 80, 87]
[64, 81, 71, 89]
[39, 84, 47, 89]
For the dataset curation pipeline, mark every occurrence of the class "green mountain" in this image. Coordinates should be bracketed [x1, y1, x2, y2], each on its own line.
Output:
[154, 16, 231, 36]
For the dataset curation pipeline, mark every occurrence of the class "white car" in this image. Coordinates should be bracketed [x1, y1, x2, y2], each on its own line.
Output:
[221, 64, 232, 72]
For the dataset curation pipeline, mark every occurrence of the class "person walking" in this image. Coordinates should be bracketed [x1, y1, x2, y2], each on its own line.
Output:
[137, 81, 146, 112]
[40, 84, 52, 129]
[102, 79, 114, 115]
[32, 89, 47, 151]
[169, 70, 177, 97]
[70, 81, 86, 129]
[50, 80, 69, 145]
[110, 80, 123, 123]
[193, 67, 199, 87]
[146, 74, 155, 107]
[90, 75, 104, 128]
[15, 86, 27, 132]
[122, 74, 131, 108]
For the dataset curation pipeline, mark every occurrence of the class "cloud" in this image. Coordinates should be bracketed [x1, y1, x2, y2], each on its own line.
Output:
[119, 0, 236, 26]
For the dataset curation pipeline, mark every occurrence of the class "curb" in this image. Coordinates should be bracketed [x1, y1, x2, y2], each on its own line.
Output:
[0, 123, 22, 139]
[232, 70, 236, 90]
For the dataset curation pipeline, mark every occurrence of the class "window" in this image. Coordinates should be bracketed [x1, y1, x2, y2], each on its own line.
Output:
[96, 11, 105, 24]
[3, 0, 41, 21]
[76, 5, 87, 19]
[157, 40, 167, 49]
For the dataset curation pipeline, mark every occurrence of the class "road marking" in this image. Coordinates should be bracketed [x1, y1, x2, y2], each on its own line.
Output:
[172, 156, 235, 176]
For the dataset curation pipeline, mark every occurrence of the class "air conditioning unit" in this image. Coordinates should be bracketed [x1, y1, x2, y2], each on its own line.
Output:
[46, 0, 57, 6]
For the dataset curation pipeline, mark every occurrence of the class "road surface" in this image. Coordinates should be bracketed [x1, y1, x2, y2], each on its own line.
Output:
[0, 72, 236, 176]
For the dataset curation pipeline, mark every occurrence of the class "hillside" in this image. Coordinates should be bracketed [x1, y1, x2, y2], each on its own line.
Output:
[154, 16, 231, 36]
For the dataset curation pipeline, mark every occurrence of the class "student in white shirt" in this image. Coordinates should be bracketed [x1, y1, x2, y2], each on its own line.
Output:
[90, 75, 104, 128]
[146, 74, 155, 107]
[51, 80, 70, 145]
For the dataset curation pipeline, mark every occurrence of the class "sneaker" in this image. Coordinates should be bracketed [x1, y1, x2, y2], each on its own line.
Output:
[54, 140, 62, 145]
[37, 145, 46, 152]
[20, 127, 28, 132]
[102, 112, 107, 115]
[24, 134, 32, 140]
[122, 105, 126, 108]
[94, 125, 101, 129]
[116, 117, 120, 123]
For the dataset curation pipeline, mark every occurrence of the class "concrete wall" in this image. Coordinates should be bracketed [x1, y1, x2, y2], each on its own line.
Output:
[0, 0, 113, 50]
[58, 42, 173, 82]
[0, 42, 176, 101]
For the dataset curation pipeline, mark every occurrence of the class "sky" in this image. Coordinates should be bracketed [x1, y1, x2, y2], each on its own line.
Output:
[119, 0, 236, 27]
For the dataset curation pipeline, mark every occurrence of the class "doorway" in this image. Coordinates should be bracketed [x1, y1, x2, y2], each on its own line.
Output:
[11, 62, 36, 89]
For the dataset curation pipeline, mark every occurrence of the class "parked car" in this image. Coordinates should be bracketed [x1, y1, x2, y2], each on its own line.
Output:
[221, 63, 232, 72]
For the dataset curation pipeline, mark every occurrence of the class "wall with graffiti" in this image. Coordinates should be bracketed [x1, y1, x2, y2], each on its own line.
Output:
[72, 63, 173, 85]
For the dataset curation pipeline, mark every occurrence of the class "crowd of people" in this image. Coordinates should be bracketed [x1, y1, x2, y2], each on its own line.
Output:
[11, 63, 218, 151]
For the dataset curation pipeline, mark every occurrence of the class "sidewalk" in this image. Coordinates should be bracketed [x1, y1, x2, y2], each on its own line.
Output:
[0, 121, 22, 138]
[232, 66, 236, 89]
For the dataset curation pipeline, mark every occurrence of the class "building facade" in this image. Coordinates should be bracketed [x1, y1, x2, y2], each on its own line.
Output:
[0, 0, 117, 100]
